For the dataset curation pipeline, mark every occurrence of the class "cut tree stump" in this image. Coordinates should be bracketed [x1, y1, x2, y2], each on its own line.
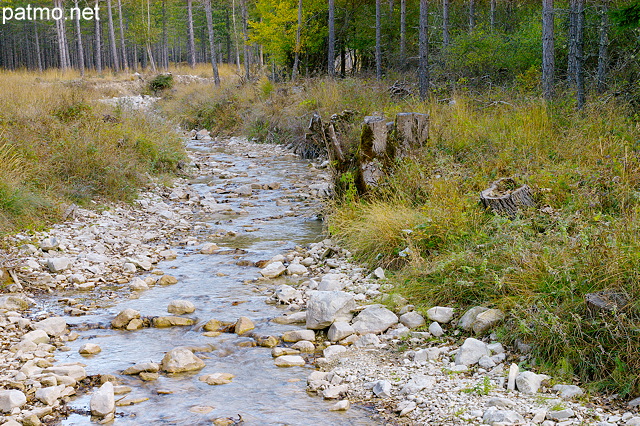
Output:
[480, 178, 534, 218]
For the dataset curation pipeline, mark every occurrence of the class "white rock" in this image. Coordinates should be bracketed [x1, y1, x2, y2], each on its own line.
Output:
[373, 267, 385, 279]
[306, 291, 355, 330]
[282, 329, 315, 342]
[167, 300, 196, 315]
[40, 237, 60, 251]
[351, 305, 398, 334]
[400, 375, 435, 395]
[317, 273, 346, 291]
[260, 261, 286, 279]
[486, 397, 516, 408]
[552, 384, 584, 399]
[516, 371, 549, 394]
[329, 400, 351, 411]
[0, 390, 27, 413]
[200, 243, 219, 254]
[354, 334, 381, 348]
[459, 306, 489, 331]
[626, 417, 640, 426]
[478, 355, 497, 369]
[373, 380, 392, 398]
[234, 184, 253, 196]
[35, 385, 65, 405]
[0, 295, 33, 310]
[482, 407, 525, 424]
[161, 348, 205, 373]
[428, 321, 444, 337]
[274, 285, 302, 304]
[43, 365, 86, 380]
[454, 338, 489, 366]
[22, 329, 50, 344]
[507, 363, 519, 391]
[323, 384, 349, 399]
[47, 257, 71, 273]
[274, 355, 305, 367]
[547, 409, 575, 421]
[399, 311, 425, 329]
[323, 345, 347, 359]
[398, 400, 417, 416]
[472, 309, 505, 335]
[287, 263, 308, 275]
[79, 343, 102, 355]
[90, 382, 115, 417]
[426, 306, 454, 323]
[129, 277, 149, 291]
[414, 347, 447, 363]
[291, 340, 315, 352]
[328, 322, 355, 342]
[33, 317, 67, 337]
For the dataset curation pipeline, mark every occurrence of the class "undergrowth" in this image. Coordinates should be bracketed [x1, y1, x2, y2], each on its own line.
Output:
[0, 70, 185, 232]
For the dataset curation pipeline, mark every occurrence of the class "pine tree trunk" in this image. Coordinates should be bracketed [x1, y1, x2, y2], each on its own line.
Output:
[106, 0, 120, 71]
[469, 0, 475, 30]
[162, 0, 169, 70]
[74, 0, 85, 76]
[567, 0, 578, 86]
[34, 22, 43, 72]
[231, 0, 241, 72]
[204, 0, 221, 85]
[292, 0, 303, 80]
[241, 0, 250, 80]
[187, 0, 197, 68]
[575, 0, 585, 109]
[490, 0, 497, 30]
[375, 0, 382, 80]
[95, 0, 102, 72]
[542, 0, 555, 101]
[55, 0, 71, 70]
[597, 0, 609, 93]
[400, 0, 406, 68]
[442, 0, 450, 46]
[328, 0, 336, 77]
[146, 0, 156, 72]
[418, 0, 429, 100]
[117, 0, 128, 70]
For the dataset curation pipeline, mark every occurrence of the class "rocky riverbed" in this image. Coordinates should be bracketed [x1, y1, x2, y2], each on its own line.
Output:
[0, 134, 639, 426]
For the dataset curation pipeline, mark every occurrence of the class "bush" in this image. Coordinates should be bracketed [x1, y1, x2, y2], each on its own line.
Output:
[148, 73, 174, 94]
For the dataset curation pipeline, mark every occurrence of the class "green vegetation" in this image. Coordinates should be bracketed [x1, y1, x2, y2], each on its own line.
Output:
[0, 70, 185, 233]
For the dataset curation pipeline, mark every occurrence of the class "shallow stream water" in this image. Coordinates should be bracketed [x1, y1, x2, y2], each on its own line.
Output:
[43, 139, 378, 425]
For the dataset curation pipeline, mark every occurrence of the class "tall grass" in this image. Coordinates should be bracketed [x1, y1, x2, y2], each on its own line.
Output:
[0, 71, 185, 232]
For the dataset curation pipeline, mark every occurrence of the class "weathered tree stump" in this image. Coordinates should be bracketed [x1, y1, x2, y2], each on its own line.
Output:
[585, 290, 628, 315]
[480, 178, 534, 217]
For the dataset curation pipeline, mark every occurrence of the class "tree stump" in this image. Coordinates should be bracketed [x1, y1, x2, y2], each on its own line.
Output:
[585, 290, 628, 315]
[480, 178, 534, 217]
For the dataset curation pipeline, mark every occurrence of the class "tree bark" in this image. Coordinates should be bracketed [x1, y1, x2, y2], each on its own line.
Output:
[241, 0, 250, 80]
[480, 178, 534, 218]
[54, 0, 71, 70]
[597, 0, 609, 93]
[542, 0, 555, 101]
[328, 0, 336, 77]
[575, 0, 585, 109]
[204, 0, 221, 85]
[95, 0, 102, 72]
[490, 0, 497, 30]
[567, 0, 578, 86]
[106, 0, 120, 71]
[117, 0, 128, 70]
[418, 0, 429, 100]
[292, 0, 303, 80]
[187, 0, 197, 68]
[231, 0, 241, 72]
[34, 22, 43, 72]
[162, 0, 169, 70]
[74, 0, 85, 76]
[469, 0, 475, 30]
[442, 0, 450, 46]
[146, 0, 157, 72]
[400, 0, 406, 68]
[375, 0, 382, 80]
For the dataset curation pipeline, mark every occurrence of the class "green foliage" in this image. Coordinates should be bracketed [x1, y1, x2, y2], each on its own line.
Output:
[148, 74, 174, 94]
[462, 376, 493, 396]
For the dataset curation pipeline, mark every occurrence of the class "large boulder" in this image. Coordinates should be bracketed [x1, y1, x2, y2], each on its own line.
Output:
[454, 338, 489, 366]
[351, 305, 398, 334]
[161, 348, 205, 373]
[0, 390, 27, 413]
[306, 291, 356, 330]
[47, 257, 71, 273]
[328, 322, 355, 342]
[472, 309, 504, 335]
[111, 308, 140, 329]
[426, 306, 454, 323]
[33, 317, 67, 337]
[515, 371, 549, 394]
[0, 295, 33, 310]
[167, 300, 196, 315]
[90, 382, 115, 417]
[260, 262, 286, 279]
[458, 306, 489, 331]
[399, 311, 426, 329]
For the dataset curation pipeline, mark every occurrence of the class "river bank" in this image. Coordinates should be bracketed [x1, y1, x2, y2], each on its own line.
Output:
[0, 132, 638, 426]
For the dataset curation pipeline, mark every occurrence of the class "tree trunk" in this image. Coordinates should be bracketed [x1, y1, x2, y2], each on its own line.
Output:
[187, 0, 197, 68]
[204, 0, 221, 85]
[162, 0, 169, 70]
[575, 0, 585, 109]
[117, 0, 128, 70]
[231, 0, 241, 72]
[469, 0, 475, 30]
[241, 0, 250, 80]
[542, 0, 555, 101]
[106, 0, 120, 71]
[442, 0, 450, 47]
[490, 0, 497, 30]
[55, 0, 71, 70]
[34, 22, 43, 72]
[597, 0, 609, 93]
[74, 0, 85, 76]
[480, 178, 534, 218]
[292, 0, 303, 80]
[400, 0, 406, 68]
[375, 0, 382, 80]
[328, 0, 336, 76]
[146, 0, 156, 72]
[418, 0, 429, 100]
[567, 0, 578, 86]
[95, 0, 102, 72]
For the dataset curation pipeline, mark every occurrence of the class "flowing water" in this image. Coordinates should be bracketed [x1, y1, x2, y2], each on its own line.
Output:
[46, 139, 378, 425]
